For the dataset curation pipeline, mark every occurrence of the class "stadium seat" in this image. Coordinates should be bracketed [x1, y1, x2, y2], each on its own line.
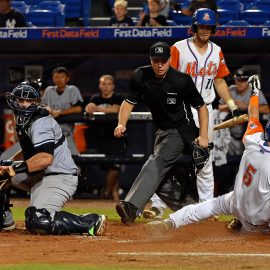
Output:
[26, 9, 63, 27]
[30, 1, 65, 26]
[240, 0, 256, 10]
[167, 20, 178, 26]
[24, 0, 39, 4]
[217, 9, 237, 25]
[223, 19, 251, 26]
[240, 9, 270, 25]
[61, 0, 91, 27]
[255, 0, 270, 12]
[11, 1, 30, 14]
[264, 20, 270, 26]
[170, 10, 192, 26]
[218, 0, 241, 13]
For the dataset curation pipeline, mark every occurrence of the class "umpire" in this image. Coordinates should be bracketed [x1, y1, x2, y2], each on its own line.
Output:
[114, 41, 209, 224]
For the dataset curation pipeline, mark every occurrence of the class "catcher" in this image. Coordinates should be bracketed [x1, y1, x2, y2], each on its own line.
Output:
[0, 81, 106, 235]
[146, 75, 270, 235]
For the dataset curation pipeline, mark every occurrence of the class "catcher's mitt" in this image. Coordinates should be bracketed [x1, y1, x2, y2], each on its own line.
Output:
[192, 142, 213, 175]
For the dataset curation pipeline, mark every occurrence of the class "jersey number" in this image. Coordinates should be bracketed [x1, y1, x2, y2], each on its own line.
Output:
[205, 78, 214, 90]
[242, 163, 257, 187]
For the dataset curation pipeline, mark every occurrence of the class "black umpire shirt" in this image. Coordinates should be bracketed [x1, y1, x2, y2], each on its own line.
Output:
[126, 66, 205, 146]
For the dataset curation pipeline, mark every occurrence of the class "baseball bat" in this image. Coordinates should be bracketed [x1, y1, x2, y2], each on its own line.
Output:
[213, 114, 248, 131]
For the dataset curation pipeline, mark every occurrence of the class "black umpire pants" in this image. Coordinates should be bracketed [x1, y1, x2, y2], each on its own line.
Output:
[125, 128, 185, 212]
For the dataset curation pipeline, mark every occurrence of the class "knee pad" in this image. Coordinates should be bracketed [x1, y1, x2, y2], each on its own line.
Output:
[25, 206, 52, 234]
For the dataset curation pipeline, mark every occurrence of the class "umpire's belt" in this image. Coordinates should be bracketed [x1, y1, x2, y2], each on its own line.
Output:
[44, 172, 78, 176]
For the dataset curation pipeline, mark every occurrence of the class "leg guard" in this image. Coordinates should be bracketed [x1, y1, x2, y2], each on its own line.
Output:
[25, 206, 52, 235]
[51, 211, 106, 236]
[25, 206, 106, 236]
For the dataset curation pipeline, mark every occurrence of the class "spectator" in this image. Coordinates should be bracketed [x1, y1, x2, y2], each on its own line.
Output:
[109, 0, 135, 27]
[85, 74, 126, 201]
[181, 0, 217, 16]
[42, 67, 84, 155]
[137, 0, 168, 26]
[219, 68, 269, 157]
[159, 0, 172, 18]
[0, 0, 27, 27]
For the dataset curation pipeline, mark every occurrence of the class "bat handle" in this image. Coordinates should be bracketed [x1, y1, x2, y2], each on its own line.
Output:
[0, 160, 23, 166]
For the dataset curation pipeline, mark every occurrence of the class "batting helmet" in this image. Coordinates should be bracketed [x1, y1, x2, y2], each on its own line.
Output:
[191, 8, 216, 33]
[264, 120, 270, 141]
[6, 82, 41, 128]
[234, 68, 250, 81]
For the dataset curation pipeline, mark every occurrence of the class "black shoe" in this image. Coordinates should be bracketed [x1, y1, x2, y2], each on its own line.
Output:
[116, 200, 139, 224]
[88, 215, 107, 236]
[226, 218, 242, 232]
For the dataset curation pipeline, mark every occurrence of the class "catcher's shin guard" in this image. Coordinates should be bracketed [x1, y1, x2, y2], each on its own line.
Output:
[25, 207, 106, 236]
[25, 206, 52, 234]
[51, 211, 106, 236]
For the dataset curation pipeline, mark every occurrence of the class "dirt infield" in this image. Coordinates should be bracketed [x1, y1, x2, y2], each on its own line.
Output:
[1, 199, 270, 269]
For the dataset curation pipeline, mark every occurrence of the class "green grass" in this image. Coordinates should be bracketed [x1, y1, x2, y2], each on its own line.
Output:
[12, 205, 233, 222]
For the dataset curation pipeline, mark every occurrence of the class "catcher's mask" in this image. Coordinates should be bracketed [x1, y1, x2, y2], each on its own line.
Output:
[191, 8, 216, 34]
[6, 82, 41, 129]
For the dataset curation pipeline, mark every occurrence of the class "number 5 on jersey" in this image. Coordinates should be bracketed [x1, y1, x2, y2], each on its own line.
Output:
[243, 164, 257, 187]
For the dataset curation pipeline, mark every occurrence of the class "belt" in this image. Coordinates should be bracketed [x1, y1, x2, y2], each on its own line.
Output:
[44, 172, 78, 176]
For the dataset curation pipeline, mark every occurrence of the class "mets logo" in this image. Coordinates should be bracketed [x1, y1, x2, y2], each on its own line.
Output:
[155, 47, 163, 54]
[203, 13, 211, 22]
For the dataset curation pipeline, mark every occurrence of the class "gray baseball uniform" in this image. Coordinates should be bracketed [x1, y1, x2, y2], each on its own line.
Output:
[15, 113, 78, 216]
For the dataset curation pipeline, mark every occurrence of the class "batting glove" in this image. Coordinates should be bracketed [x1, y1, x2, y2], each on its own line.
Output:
[248, 75, 261, 96]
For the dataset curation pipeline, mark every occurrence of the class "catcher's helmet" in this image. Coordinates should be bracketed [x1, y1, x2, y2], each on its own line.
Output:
[234, 68, 250, 81]
[191, 8, 216, 33]
[6, 82, 41, 128]
[264, 120, 270, 141]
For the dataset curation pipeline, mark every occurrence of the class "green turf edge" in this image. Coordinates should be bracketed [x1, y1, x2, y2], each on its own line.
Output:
[12, 206, 234, 222]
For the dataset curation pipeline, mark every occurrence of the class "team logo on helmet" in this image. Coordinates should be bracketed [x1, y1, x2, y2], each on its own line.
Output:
[155, 47, 163, 54]
[203, 13, 211, 22]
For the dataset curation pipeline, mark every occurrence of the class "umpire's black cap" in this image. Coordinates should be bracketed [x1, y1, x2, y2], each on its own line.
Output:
[150, 42, 171, 61]
[234, 68, 250, 81]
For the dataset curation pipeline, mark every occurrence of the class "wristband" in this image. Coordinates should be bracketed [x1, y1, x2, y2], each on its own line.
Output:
[227, 99, 238, 111]
[12, 161, 29, 174]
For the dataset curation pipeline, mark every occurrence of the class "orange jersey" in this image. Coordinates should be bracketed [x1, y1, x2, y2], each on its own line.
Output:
[171, 38, 230, 104]
[243, 118, 264, 141]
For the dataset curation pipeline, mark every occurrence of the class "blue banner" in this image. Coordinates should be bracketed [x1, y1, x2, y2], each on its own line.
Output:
[0, 26, 269, 40]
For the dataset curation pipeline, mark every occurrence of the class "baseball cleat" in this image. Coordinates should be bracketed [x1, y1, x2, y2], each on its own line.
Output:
[143, 207, 163, 220]
[116, 200, 139, 224]
[226, 218, 242, 232]
[88, 215, 107, 236]
[145, 219, 174, 236]
[2, 221, 16, 231]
